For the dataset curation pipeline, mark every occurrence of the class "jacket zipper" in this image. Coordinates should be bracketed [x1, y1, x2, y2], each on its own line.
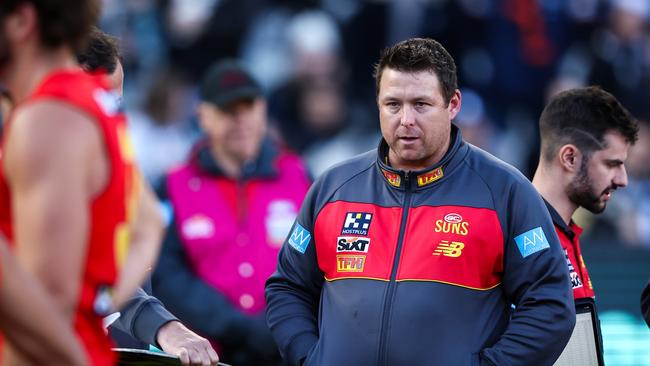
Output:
[377, 173, 412, 365]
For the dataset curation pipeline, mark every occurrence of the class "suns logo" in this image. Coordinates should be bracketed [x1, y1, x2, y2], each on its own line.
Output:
[434, 213, 469, 236]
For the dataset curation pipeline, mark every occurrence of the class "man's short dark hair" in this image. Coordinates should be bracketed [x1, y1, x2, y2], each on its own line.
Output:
[539, 86, 639, 162]
[0, 0, 99, 53]
[76, 27, 120, 73]
[373, 38, 457, 105]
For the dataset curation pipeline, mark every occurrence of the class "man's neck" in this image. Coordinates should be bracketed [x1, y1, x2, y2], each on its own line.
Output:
[209, 145, 245, 179]
[6, 46, 77, 103]
[532, 164, 577, 225]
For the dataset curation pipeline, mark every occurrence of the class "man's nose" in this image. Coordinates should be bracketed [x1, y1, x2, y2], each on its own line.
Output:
[400, 106, 415, 126]
[613, 165, 628, 188]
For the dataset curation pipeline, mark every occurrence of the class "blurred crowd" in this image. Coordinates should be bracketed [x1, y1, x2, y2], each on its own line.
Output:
[101, 0, 650, 246]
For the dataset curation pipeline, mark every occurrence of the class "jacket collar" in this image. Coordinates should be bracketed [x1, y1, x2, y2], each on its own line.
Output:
[543, 199, 583, 241]
[192, 137, 279, 180]
[377, 124, 467, 190]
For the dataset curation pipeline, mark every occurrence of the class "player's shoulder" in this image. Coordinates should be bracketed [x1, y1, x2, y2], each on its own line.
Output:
[7, 100, 101, 165]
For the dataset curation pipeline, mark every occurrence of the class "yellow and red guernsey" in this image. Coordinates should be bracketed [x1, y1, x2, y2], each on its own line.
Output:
[0, 69, 137, 366]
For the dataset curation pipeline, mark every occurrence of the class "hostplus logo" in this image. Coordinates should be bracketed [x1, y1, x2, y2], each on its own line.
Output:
[341, 212, 373, 236]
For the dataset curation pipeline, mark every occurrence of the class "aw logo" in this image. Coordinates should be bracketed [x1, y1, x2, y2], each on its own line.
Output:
[288, 223, 311, 254]
[341, 212, 373, 236]
[514, 227, 550, 258]
[433, 240, 464, 257]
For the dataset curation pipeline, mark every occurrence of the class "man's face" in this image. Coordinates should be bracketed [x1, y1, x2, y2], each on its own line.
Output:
[377, 68, 460, 171]
[109, 61, 124, 97]
[201, 98, 267, 164]
[567, 131, 630, 213]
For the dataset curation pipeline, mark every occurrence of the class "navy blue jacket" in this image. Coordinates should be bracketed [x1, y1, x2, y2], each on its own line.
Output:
[265, 126, 575, 366]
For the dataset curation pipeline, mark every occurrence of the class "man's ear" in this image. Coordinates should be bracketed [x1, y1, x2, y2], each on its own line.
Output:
[558, 144, 582, 173]
[196, 102, 213, 133]
[4, 2, 37, 47]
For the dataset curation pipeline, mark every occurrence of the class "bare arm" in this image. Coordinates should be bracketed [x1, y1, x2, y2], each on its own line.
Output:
[112, 176, 163, 309]
[0, 237, 87, 366]
[4, 101, 99, 322]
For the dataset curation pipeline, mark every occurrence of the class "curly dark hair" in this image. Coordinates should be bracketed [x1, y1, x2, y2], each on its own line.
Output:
[0, 0, 100, 53]
[539, 86, 639, 162]
[373, 38, 457, 105]
[76, 27, 120, 73]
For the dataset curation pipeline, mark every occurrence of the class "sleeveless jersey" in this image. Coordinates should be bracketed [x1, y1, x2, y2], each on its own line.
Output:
[0, 69, 138, 366]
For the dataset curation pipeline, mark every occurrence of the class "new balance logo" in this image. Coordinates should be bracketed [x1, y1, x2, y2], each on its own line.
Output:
[433, 240, 464, 257]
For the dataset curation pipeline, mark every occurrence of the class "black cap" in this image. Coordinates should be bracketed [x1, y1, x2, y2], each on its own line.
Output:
[199, 60, 262, 108]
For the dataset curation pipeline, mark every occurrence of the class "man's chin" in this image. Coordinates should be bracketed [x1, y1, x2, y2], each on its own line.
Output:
[584, 201, 606, 214]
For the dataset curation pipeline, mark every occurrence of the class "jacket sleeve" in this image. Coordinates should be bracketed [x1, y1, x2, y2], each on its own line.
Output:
[112, 287, 178, 346]
[151, 218, 251, 346]
[642, 280, 650, 328]
[265, 181, 324, 366]
[480, 180, 575, 366]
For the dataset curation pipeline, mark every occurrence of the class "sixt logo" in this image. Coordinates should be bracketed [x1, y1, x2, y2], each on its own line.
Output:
[337, 237, 370, 253]
[433, 240, 465, 257]
[336, 255, 366, 272]
[434, 213, 469, 236]
[341, 212, 373, 236]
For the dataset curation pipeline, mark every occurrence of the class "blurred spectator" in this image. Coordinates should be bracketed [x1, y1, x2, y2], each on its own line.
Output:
[128, 66, 199, 189]
[152, 60, 312, 366]
[267, 10, 378, 176]
[588, 0, 650, 116]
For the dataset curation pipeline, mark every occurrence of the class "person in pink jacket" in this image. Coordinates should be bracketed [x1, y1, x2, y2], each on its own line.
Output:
[153, 60, 311, 366]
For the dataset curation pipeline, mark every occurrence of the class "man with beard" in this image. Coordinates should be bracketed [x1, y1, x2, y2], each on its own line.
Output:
[532, 86, 638, 301]
[0, 1, 161, 365]
[76, 27, 219, 366]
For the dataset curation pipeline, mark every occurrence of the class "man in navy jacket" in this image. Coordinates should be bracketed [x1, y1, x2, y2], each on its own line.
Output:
[265, 37, 575, 366]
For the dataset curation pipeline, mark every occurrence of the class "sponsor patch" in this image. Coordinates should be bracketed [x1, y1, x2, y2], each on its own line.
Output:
[341, 212, 373, 236]
[417, 167, 443, 187]
[433, 240, 464, 257]
[182, 214, 215, 240]
[336, 255, 366, 272]
[381, 169, 401, 187]
[514, 227, 550, 258]
[564, 249, 583, 289]
[434, 213, 470, 236]
[266, 200, 298, 247]
[288, 223, 311, 254]
[337, 237, 370, 253]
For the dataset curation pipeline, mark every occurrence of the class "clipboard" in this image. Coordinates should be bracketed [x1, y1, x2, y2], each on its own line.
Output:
[113, 348, 232, 366]
[553, 299, 604, 366]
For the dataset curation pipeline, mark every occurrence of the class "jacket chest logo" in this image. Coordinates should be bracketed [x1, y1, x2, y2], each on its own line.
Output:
[433, 240, 465, 257]
[432, 213, 470, 258]
[341, 212, 373, 235]
[434, 213, 469, 236]
[336, 212, 373, 272]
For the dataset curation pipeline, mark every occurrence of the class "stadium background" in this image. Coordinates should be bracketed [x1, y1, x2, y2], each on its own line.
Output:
[98, 0, 650, 364]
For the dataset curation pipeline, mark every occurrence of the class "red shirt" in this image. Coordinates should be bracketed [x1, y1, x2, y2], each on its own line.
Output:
[545, 202, 595, 299]
[0, 69, 137, 366]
